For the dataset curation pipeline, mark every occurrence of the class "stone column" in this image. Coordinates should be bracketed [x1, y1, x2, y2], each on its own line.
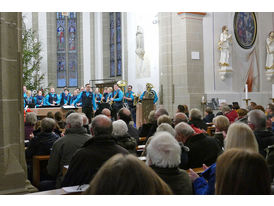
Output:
[159, 12, 205, 114]
[0, 12, 37, 194]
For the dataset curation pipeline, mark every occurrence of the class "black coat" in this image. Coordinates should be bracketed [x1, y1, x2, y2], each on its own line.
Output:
[138, 123, 154, 138]
[61, 135, 129, 187]
[185, 133, 221, 169]
[25, 131, 59, 160]
[150, 165, 193, 195]
[254, 130, 274, 157]
[114, 134, 137, 154]
[189, 119, 208, 131]
[127, 124, 139, 142]
[203, 113, 215, 123]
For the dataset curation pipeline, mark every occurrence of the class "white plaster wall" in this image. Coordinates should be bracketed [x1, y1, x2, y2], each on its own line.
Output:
[22, 12, 32, 30]
[38, 12, 48, 88]
[203, 12, 274, 107]
[127, 12, 159, 96]
[83, 12, 91, 84]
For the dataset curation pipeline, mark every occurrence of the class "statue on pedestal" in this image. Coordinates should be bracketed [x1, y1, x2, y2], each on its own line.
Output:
[135, 25, 145, 60]
[218, 26, 232, 80]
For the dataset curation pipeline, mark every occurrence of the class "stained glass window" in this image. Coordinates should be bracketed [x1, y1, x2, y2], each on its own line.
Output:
[110, 12, 122, 77]
[56, 12, 78, 87]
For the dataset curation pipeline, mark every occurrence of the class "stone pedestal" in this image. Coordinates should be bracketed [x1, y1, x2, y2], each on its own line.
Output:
[0, 12, 37, 194]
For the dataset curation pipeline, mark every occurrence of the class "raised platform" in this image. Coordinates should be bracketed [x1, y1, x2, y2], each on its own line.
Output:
[31, 107, 82, 119]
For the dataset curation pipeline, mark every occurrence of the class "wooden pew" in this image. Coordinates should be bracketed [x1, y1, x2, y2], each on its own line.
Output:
[207, 126, 215, 136]
[32, 155, 50, 187]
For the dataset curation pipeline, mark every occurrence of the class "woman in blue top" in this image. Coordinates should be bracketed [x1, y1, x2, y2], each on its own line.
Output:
[24, 90, 35, 108]
[34, 90, 44, 107]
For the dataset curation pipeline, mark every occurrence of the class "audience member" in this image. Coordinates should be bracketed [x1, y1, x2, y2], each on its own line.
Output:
[118, 108, 139, 142]
[221, 104, 238, 123]
[81, 113, 91, 134]
[84, 154, 172, 195]
[101, 108, 112, 119]
[177, 105, 186, 113]
[188, 122, 258, 195]
[236, 108, 248, 123]
[203, 107, 215, 123]
[254, 105, 265, 113]
[157, 114, 173, 126]
[112, 120, 137, 154]
[183, 105, 189, 117]
[188, 108, 208, 131]
[65, 110, 75, 119]
[25, 112, 37, 140]
[175, 122, 221, 169]
[250, 101, 257, 110]
[138, 110, 156, 138]
[212, 115, 230, 148]
[146, 131, 192, 195]
[47, 113, 91, 188]
[61, 115, 129, 187]
[216, 149, 270, 195]
[248, 109, 274, 157]
[54, 111, 65, 129]
[173, 112, 188, 126]
[46, 111, 54, 119]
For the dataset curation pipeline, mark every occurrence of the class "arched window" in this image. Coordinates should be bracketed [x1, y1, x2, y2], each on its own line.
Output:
[56, 12, 78, 87]
[110, 12, 122, 77]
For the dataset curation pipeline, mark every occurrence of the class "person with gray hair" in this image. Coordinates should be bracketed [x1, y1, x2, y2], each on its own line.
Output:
[146, 131, 192, 195]
[62, 114, 129, 187]
[248, 109, 274, 157]
[189, 108, 208, 131]
[174, 112, 188, 126]
[112, 120, 137, 154]
[175, 122, 221, 169]
[24, 112, 38, 140]
[47, 113, 91, 188]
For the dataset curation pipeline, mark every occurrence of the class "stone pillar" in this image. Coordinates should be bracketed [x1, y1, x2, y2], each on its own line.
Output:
[0, 12, 37, 194]
[159, 12, 205, 114]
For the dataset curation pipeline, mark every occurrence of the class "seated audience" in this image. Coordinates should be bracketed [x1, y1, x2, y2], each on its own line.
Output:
[216, 149, 270, 195]
[236, 108, 248, 124]
[47, 113, 91, 188]
[54, 111, 65, 129]
[248, 109, 274, 157]
[157, 114, 173, 126]
[112, 120, 137, 154]
[118, 108, 139, 142]
[232, 102, 240, 111]
[24, 112, 37, 140]
[173, 112, 188, 126]
[188, 122, 259, 195]
[61, 115, 129, 187]
[101, 108, 112, 119]
[26, 117, 59, 159]
[46, 111, 54, 119]
[203, 107, 215, 123]
[175, 122, 221, 169]
[188, 108, 208, 131]
[221, 104, 238, 123]
[65, 110, 75, 119]
[146, 131, 192, 195]
[265, 144, 274, 181]
[138, 110, 156, 138]
[250, 101, 257, 110]
[183, 105, 189, 117]
[254, 105, 265, 113]
[81, 113, 91, 134]
[84, 154, 172, 195]
[212, 115, 230, 149]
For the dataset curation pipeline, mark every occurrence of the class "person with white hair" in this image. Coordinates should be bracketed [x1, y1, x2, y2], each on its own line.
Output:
[47, 113, 91, 188]
[146, 131, 192, 195]
[248, 109, 274, 157]
[175, 122, 221, 169]
[112, 120, 137, 154]
[188, 108, 208, 131]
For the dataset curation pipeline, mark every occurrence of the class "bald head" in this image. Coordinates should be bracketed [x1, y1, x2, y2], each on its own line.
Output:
[174, 112, 188, 126]
[102, 108, 111, 119]
[91, 114, 113, 136]
[118, 108, 132, 124]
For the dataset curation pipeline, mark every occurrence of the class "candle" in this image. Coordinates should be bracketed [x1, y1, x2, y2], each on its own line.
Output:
[272, 84, 274, 99]
[245, 84, 248, 99]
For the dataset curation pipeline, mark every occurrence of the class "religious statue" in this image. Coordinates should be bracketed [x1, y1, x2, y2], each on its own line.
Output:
[266, 31, 274, 70]
[218, 26, 232, 67]
[135, 26, 145, 60]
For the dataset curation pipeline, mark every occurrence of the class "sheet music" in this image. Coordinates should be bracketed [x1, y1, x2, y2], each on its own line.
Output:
[62, 184, 89, 193]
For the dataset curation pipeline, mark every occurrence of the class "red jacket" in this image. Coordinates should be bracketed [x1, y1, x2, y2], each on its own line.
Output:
[225, 110, 238, 123]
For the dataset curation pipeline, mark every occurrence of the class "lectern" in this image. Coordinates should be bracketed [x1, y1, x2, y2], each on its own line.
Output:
[136, 98, 155, 129]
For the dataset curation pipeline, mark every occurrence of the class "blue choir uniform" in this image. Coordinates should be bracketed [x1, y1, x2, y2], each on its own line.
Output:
[59, 93, 72, 106]
[73, 91, 96, 111]
[24, 96, 35, 108]
[140, 90, 158, 104]
[34, 95, 44, 107]
[95, 93, 103, 108]
[44, 93, 60, 106]
[125, 91, 134, 108]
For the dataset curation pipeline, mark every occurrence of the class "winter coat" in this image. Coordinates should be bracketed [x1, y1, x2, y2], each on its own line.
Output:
[114, 134, 137, 154]
[254, 130, 274, 157]
[61, 134, 129, 187]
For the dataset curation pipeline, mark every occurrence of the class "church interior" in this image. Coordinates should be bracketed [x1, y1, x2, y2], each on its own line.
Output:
[1, 9, 274, 198]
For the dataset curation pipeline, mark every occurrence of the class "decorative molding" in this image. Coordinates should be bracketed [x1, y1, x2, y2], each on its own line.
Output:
[177, 12, 206, 16]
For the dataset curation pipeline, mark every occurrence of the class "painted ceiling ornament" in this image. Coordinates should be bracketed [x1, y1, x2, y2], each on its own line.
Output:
[265, 31, 274, 80]
[218, 25, 233, 80]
